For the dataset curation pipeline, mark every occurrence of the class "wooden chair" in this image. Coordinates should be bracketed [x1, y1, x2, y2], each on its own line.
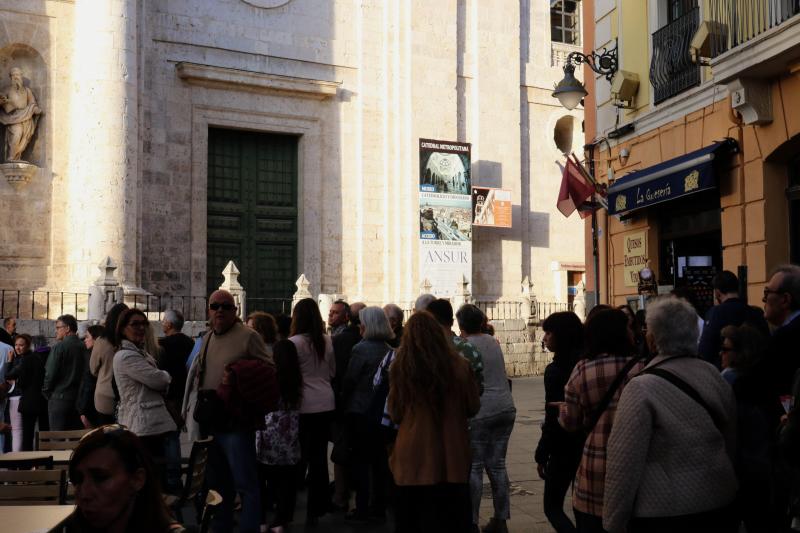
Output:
[164, 437, 213, 522]
[36, 429, 89, 451]
[0, 456, 54, 470]
[198, 490, 223, 533]
[0, 469, 66, 505]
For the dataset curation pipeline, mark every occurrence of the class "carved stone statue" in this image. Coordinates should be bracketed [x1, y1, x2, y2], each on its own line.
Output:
[0, 67, 41, 162]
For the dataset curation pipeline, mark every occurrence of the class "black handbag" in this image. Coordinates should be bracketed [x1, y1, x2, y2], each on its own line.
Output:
[192, 334, 231, 434]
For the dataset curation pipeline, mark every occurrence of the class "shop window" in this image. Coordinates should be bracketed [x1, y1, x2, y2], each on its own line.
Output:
[788, 154, 800, 264]
[551, 1, 580, 45]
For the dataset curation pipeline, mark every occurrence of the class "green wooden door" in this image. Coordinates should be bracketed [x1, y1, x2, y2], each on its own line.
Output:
[207, 128, 298, 314]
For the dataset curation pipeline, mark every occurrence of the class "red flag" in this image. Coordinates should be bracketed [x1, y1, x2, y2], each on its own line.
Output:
[557, 157, 596, 218]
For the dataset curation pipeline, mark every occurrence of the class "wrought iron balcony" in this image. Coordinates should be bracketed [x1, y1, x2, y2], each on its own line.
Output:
[650, 7, 701, 104]
[708, 0, 800, 57]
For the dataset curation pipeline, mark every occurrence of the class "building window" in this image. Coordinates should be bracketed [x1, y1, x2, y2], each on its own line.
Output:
[788, 154, 800, 264]
[551, 0, 580, 45]
[667, 0, 697, 23]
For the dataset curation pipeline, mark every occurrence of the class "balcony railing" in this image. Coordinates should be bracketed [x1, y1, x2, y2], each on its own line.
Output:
[650, 7, 702, 104]
[708, 0, 800, 57]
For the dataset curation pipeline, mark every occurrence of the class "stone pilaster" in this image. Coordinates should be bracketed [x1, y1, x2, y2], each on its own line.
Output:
[59, 0, 139, 290]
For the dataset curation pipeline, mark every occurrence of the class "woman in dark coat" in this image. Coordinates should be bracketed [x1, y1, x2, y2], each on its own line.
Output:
[6, 333, 49, 450]
[535, 312, 585, 533]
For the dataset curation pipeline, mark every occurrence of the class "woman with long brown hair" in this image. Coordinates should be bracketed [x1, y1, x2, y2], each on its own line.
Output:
[289, 298, 335, 525]
[388, 311, 480, 533]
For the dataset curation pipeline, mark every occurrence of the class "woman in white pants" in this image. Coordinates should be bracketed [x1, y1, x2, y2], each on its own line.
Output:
[6, 335, 30, 451]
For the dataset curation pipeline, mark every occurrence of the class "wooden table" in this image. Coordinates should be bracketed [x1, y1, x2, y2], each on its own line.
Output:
[0, 450, 73, 465]
[0, 504, 74, 532]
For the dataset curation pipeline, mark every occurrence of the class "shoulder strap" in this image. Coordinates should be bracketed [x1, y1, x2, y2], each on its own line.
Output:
[585, 356, 641, 434]
[642, 367, 723, 432]
[195, 333, 213, 389]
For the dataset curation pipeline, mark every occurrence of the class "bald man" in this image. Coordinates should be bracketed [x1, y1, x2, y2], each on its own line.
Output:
[188, 289, 272, 533]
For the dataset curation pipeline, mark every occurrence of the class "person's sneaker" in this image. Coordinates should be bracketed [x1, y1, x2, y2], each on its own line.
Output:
[482, 517, 508, 533]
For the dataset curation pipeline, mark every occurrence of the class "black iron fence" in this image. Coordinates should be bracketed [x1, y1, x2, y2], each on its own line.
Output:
[650, 7, 701, 104]
[475, 300, 524, 321]
[536, 301, 572, 319]
[0, 290, 91, 321]
[248, 298, 293, 317]
[114, 294, 209, 322]
[708, 0, 800, 57]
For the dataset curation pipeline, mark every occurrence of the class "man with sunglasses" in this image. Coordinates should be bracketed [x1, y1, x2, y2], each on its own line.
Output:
[187, 289, 272, 533]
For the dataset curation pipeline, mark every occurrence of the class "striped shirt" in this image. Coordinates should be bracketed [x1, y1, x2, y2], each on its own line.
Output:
[558, 354, 646, 517]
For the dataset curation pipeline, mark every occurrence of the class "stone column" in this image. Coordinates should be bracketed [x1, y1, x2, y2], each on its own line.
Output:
[61, 0, 140, 290]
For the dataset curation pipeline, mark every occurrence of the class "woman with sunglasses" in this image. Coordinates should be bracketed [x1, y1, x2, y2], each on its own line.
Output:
[54, 425, 183, 532]
[112, 308, 177, 480]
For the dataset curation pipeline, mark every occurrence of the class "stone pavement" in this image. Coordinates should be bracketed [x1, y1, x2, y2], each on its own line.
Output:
[189, 376, 562, 532]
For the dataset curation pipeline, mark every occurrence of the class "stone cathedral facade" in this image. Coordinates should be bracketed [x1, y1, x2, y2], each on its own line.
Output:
[0, 0, 585, 310]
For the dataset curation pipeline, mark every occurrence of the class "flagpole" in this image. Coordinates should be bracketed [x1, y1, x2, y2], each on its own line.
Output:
[582, 147, 601, 307]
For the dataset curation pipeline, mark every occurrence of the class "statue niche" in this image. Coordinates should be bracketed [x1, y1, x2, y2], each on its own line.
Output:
[0, 65, 42, 190]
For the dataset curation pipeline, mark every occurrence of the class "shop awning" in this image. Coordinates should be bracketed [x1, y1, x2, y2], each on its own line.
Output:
[607, 138, 738, 216]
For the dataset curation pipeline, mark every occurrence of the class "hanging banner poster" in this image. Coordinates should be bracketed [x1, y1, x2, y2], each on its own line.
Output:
[419, 139, 472, 297]
[471, 187, 512, 228]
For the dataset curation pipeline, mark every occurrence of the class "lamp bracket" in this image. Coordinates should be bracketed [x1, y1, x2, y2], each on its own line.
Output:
[565, 40, 618, 82]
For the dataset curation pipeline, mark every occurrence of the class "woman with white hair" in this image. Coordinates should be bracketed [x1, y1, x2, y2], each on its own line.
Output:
[603, 296, 738, 533]
[341, 306, 396, 522]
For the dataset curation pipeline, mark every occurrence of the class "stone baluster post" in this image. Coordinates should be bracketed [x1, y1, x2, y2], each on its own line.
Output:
[452, 274, 472, 311]
[292, 274, 313, 312]
[218, 261, 246, 319]
[419, 278, 433, 295]
[88, 256, 124, 321]
[520, 276, 537, 325]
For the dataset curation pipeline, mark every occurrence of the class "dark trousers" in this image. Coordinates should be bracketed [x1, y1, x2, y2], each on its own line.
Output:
[47, 398, 81, 431]
[628, 502, 739, 533]
[395, 483, 471, 533]
[347, 413, 388, 515]
[21, 410, 49, 451]
[258, 463, 297, 527]
[543, 454, 578, 533]
[298, 411, 333, 519]
[94, 412, 116, 426]
[574, 509, 607, 533]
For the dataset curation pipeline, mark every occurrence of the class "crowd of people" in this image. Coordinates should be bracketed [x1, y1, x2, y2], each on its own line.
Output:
[2, 264, 800, 532]
[535, 264, 800, 533]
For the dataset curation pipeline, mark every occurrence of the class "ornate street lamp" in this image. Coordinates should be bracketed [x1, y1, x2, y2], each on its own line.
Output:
[552, 41, 619, 110]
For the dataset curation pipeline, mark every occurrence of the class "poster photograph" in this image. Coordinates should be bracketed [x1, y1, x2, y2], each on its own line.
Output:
[419, 193, 472, 242]
[472, 187, 512, 227]
[419, 139, 471, 195]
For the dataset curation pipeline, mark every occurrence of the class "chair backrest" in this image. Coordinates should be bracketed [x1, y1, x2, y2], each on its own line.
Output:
[37, 429, 89, 451]
[0, 456, 54, 470]
[198, 490, 223, 533]
[0, 469, 66, 505]
[181, 437, 213, 504]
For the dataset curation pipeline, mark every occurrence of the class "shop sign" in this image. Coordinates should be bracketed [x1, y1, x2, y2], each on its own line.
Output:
[623, 231, 647, 287]
[609, 165, 714, 216]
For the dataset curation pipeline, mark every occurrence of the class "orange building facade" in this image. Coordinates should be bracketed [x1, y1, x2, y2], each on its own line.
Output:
[581, 1, 800, 313]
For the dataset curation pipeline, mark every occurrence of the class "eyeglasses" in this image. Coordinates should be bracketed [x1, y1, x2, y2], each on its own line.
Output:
[209, 302, 236, 311]
[55, 325, 68, 330]
[79, 423, 128, 442]
[127, 320, 149, 328]
[763, 288, 785, 298]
